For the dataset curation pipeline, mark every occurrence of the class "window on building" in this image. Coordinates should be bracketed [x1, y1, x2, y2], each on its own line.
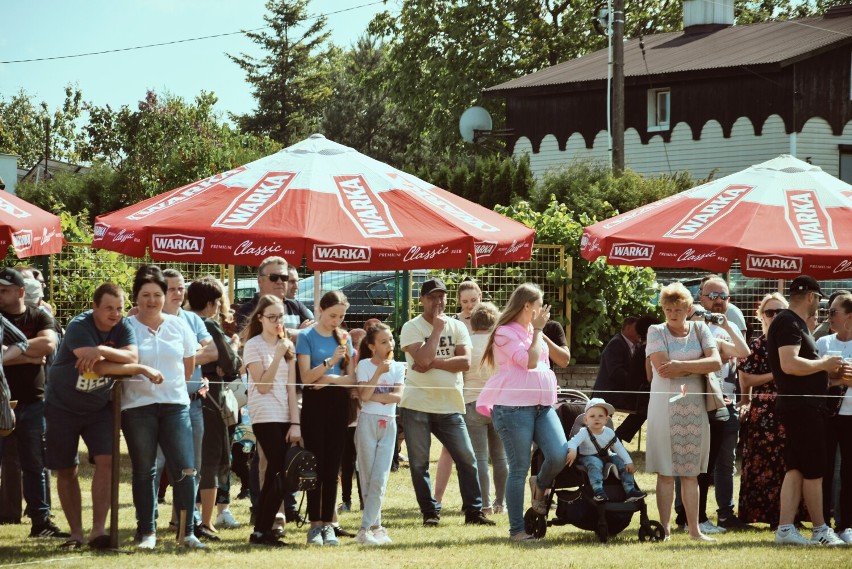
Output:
[647, 88, 670, 132]
[840, 145, 852, 185]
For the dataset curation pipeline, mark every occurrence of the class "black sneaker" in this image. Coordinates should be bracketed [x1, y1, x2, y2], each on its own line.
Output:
[423, 511, 440, 527]
[717, 515, 754, 530]
[194, 523, 221, 541]
[592, 491, 608, 503]
[249, 530, 288, 547]
[464, 511, 496, 526]
[332, 524, 356, 538]
[30, 519, 70, 538]
[625, 489, 647, 502]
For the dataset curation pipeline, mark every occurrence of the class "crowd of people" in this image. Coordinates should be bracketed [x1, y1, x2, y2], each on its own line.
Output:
[0, 257, 850, 550]
[592, 276, 852, 546]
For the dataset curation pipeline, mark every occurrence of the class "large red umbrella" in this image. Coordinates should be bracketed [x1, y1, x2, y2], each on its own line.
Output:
[0, 192, 64, 258]
[580, 155, 852, 279]
[93, 134, 534, 269]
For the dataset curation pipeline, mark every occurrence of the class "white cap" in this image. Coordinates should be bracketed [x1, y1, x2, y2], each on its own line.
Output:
[584, 397, 615, 416]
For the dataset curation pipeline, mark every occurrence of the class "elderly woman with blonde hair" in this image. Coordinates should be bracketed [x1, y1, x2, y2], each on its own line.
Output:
[645, 282, 721, 541]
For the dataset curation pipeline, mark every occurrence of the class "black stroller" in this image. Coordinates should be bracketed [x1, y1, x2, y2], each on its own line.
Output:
[524, 390, 665, 543]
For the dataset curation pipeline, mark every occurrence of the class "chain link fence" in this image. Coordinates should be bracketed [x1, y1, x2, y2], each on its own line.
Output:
[46, 244, 568, 333]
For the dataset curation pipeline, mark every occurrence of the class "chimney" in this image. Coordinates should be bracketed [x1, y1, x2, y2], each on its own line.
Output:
[684, 0, 734, 34]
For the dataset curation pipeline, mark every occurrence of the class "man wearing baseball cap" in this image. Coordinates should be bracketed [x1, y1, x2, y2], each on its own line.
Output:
[0, 267, 66, 538]
[768, 275, 847, 546]
[399, 277, 494, 527]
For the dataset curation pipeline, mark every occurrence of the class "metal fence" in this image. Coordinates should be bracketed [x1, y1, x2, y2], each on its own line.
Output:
[47, 243, 569, 334]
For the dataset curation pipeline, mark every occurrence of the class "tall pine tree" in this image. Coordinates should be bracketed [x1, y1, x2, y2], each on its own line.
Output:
[229, 0, 334, 145]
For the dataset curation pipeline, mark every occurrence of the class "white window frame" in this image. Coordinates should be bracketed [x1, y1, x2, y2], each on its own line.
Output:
[647, 88, 671, 132]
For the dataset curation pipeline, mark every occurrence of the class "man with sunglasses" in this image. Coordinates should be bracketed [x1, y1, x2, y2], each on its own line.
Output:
[235, 257, 314, 335]
[768, 276, 847, 546]
[689, 277, 751, 531]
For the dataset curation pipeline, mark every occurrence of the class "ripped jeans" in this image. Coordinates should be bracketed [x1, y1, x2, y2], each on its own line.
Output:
[123, 403, 196, 536]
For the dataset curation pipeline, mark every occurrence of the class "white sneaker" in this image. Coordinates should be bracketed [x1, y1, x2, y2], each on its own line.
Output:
[371, 526, 392, 544]
[837, 528, 852, 544]
[699, 520, 726, 535]
[182, 534, 208, 550]
[775, 527, 812, 545]
[812, 527, 846, 546]
[355, 528, 380, 545]
[215, 510, 241, 529]
[137, 533, 156, 550]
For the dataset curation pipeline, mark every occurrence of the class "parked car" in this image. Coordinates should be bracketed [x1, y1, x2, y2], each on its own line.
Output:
[297, 270, 429, 329]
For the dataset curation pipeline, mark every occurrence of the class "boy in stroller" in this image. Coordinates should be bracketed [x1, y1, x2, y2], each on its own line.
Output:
[566, 398, 646, 504]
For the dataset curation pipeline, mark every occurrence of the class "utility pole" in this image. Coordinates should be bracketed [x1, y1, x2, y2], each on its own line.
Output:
[612, 0, 625, 176]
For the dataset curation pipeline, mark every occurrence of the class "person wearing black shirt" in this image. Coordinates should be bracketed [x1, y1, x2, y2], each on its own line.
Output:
[0, 267, 66, 538]
[767, 275, 847, 546]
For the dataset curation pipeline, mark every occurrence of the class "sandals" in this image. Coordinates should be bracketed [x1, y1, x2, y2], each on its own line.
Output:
[528, 476, 550, 516]
[60, 539, 83, 549]
[88, 534, 111, 550]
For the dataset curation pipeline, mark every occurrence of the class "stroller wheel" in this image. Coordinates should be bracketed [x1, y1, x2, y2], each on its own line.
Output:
[639, 520, 666, 543]
[523, 508, 548, 539]
[595, 520, 609, 543]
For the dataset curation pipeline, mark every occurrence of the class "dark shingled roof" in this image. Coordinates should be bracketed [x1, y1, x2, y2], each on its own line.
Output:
[484, 13, 852, 95]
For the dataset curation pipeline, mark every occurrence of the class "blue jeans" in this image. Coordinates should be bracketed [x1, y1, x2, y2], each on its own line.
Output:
[155, 399, 203, 524]
[0, 401, 49, 522]
[123, 404, 196, 536]
[577, 454, 637, 494]
[400, 408, 482, 515]
[491, 405, 569, 536]
[714, 405, 739, 519]
[464, 401, 507, 509]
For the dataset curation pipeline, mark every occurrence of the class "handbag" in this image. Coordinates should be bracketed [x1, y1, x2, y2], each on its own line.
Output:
[703, 371, 726, 413]
[220, 388, 240, 427]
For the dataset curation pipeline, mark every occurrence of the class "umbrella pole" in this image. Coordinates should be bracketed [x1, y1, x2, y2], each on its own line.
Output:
[110, 381, 121, 549]
[313, 270, 321, 316]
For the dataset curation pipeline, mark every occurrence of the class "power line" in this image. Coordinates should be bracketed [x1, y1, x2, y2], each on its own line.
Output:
[0, 0, 388, 65]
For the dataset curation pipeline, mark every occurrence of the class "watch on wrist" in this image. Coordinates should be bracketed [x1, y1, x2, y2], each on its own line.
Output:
[323, 358, 330, 368]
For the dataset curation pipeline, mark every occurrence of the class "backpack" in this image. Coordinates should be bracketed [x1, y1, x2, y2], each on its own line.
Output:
[278, 444, 318, 494]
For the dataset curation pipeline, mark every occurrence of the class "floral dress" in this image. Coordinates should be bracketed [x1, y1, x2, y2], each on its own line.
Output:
[737, 334, 787, 526]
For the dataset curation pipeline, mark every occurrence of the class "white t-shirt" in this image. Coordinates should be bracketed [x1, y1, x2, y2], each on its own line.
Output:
[243, 335, 293, 424]
[463, 332, 494, 404]
[815, 334, 852, 416]
[707, 322, 743, 398]
[123, 314, 197, 410]
[356, 359, 405, 417]
[399, 314, 471, 414]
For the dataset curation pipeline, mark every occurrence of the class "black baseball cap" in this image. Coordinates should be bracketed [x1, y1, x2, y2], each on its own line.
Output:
[420, 277, 448, 296]
[0, 268, 24, 287]
[789, 275, 824, 298]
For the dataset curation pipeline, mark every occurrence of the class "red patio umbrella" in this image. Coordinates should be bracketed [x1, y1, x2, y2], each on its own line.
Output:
[93, 134, 534, 269]
[0, 191, 64, 258]
[580, 155, 852, 279]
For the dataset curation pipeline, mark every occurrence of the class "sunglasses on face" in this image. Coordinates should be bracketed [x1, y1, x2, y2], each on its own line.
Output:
[263, 273, 287, 283]
[830, 308, 846, 317]
[703, 292, 729, 300]
[763, 309, 783, 318]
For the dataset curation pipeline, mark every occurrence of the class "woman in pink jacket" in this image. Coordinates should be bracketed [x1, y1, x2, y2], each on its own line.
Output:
[477, 283, 570, 542]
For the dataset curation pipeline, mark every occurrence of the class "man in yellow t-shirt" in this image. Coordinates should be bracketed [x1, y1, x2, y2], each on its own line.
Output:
[399, 277, 494, 528]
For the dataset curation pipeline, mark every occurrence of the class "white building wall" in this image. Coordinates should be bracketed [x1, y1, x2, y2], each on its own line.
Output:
[517, 114, 852, 181]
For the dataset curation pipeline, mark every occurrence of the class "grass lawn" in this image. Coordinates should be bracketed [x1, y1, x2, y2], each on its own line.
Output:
[0, 415, 848, 568]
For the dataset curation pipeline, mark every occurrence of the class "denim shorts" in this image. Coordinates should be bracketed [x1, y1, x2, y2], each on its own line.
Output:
[44, 401, 113, 470]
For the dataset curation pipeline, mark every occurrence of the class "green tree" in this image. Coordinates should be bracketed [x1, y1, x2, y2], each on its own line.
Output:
[320, 36, 414, 166]
[229, 0, 335, 145]
[497, 198, 658, 362]
[78, 90, 278, 209]
[0, 85, 83, 167]
[531, 161, 694, 221]
[734, 0, 845, 23]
